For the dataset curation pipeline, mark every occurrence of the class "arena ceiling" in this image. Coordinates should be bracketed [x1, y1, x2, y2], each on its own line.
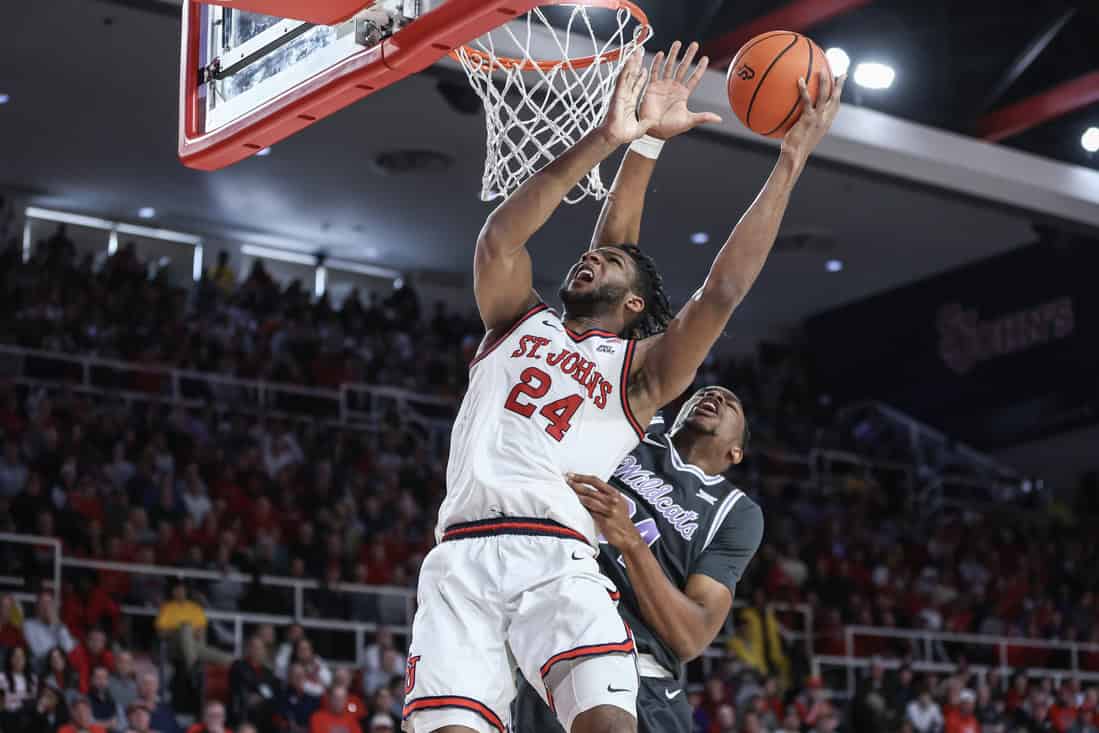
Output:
[3, 0, 1096, 349]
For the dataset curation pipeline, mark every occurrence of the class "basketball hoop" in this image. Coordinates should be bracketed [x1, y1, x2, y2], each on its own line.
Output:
[453, 0, 651, 203]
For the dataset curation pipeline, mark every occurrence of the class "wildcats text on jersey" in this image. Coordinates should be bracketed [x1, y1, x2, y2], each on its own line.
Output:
[511, 335, 615, 409]
[612, 455, 700, 540]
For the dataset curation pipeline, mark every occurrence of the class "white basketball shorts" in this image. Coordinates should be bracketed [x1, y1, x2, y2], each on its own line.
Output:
[402, 518, 639, 733]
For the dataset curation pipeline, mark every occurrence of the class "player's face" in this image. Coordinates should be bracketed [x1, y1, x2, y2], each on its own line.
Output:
[679, 386, 745, 448]
[559, 247, 638, 310]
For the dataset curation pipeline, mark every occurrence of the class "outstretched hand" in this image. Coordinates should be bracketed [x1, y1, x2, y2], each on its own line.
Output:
[641, 41, 723, 140]
[782, 72, 846, 163]
[601, 49, 658, 146]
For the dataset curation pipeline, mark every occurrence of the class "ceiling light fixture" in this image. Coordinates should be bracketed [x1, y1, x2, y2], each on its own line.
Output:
[853, 62, 895, 90]
[825, 48, 850, 78]
[1082, 127, 1099, 154]
[690, 232, 710, 245]
[138, 207, 156, 219]
[825, 259, 844, 273]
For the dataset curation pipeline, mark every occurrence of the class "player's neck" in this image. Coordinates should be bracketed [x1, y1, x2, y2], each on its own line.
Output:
[562, 311, 620, 336]
[671, 431, 730, 477]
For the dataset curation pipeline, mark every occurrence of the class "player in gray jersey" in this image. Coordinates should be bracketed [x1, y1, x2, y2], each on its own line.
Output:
[515, 386, 763, 733]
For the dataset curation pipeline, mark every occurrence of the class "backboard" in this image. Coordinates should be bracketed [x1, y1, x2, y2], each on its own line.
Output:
[178, 0, 552, 170]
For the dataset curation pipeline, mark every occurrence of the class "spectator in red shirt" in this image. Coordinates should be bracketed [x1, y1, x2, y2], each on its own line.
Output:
[310, 686, 362, 733]
[1049, 683, 1080, 733]
[70, 628, 115, 693]
[187, 700, 232, 733]
[944, 689, 978, 733]
[320, 669, 367, 721]
[58, 696, 108, 733]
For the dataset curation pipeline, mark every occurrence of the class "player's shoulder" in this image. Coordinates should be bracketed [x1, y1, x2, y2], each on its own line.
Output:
[705, 483, 763, 534]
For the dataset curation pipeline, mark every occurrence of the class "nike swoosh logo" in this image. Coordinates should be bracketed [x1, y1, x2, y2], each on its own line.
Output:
[571, 551, 586, 560]
[665, 689, 683, 700]
[542, 319, 561, 330]
[607, 684, 631, 694]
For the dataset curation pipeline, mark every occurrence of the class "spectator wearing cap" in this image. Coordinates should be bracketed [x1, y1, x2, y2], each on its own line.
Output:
[0, 592, 25, 649]
[367, 712, 394, 733]
[87, 665, 123, 729]
[58, 695, 109, 733]
[136, 669, 181, 733]
[187, 700, 232, 733]
[907, 683, 945, 733]
[309, 685, 361, 733]
[109, 650, 139, 711]
[228, 635, 279, 730]
[70, 628, 115, 693]
[944, 689, 978, 733]
[22, 590, 76, 667]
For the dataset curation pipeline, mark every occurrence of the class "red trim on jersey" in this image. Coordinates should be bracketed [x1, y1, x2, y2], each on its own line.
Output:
[441, 517, 589, 544]
[564, 326, 621, 342]
[608, 590, 621, 601]
[469, 302, 550, 369]
[618, 339, 645, 440]
[539, 637, 636, 679]
[403, 696, 505, 733]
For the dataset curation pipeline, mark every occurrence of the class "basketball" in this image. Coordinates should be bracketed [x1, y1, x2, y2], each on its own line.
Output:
[726, 31, 834, 138]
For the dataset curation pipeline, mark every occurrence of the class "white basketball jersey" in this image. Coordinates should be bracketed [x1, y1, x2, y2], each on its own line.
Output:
[438, 303, 646, 545]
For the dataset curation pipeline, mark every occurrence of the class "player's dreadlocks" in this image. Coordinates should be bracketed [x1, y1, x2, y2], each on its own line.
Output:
[614, 244, 674, 340]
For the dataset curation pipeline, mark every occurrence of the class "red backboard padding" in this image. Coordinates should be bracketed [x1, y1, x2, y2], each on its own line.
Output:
[179, 0, 546, 170]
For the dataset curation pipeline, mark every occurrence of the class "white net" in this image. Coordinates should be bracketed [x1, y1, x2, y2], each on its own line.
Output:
[456, 3, 651, 203]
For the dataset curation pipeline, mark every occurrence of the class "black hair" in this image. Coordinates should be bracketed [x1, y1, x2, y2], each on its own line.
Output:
[613, 244, 673, 340]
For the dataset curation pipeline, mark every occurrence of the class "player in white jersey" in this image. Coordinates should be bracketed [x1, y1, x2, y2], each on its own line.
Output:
[403, 41, 844, 733]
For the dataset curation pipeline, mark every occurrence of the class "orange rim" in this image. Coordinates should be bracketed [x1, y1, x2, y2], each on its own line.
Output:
[451, 0, 651, 73]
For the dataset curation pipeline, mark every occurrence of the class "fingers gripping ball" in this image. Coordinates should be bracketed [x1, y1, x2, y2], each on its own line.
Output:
[727, 31, 833, 138]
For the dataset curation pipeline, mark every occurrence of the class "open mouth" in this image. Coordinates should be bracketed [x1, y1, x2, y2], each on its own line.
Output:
[574, 264, 595, 284]
[695, 396, 720, 417]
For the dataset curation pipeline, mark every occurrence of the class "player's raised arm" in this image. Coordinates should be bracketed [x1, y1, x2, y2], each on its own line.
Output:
[474, 50, 656, 333]
[634, 73, 846, 406]
[589, 42, 722, 250]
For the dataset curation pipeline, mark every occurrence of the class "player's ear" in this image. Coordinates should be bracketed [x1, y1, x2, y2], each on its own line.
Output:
[727, 442, 744, 466]
[624, 293, 645, 317]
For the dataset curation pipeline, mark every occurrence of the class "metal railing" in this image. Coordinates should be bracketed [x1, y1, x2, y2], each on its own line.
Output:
[825, 625, 1099, 697]
[0, 344, 455, 445]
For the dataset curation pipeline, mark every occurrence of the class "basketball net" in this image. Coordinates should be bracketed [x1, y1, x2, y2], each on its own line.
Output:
[455, 3, 651, 203]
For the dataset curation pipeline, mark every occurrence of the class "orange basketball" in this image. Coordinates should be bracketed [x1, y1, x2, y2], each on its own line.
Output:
[726, 31, 833, 138]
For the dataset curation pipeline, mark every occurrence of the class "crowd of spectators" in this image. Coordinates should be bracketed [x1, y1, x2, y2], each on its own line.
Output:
[1, 226, 1099, 733]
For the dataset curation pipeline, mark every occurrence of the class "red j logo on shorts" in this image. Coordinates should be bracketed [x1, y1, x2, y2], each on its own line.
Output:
[405, 655, 421, 694]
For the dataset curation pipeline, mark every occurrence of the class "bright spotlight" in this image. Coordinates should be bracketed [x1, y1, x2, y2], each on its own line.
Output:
[825, 259, 844, 273]
[1082, 127, 1099, 153]
[825, 48, 850, 77]
[138, 207, 156, 219]
[853, 62, 895, 90]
